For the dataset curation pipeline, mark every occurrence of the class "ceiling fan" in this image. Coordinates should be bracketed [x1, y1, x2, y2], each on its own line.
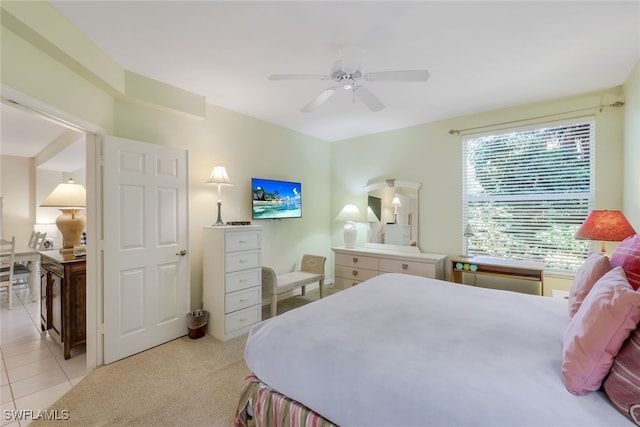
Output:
[268, 45, 430, 113]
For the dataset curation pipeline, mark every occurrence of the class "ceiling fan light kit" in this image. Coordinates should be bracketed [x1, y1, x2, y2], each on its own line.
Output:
[269, 45, 430, 113]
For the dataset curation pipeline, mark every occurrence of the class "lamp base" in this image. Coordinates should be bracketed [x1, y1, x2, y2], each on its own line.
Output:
[213, 201, 225, 226]
[343, 221, 357, 249]
[56, 209, 86, 254]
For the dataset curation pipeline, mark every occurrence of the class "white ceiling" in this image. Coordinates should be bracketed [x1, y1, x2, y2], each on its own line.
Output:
[0, 102, 85, 172]
[1, 1, 638, 153]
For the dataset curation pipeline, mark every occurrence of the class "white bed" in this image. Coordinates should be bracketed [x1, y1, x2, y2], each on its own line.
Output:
[241, 273, 630, 426]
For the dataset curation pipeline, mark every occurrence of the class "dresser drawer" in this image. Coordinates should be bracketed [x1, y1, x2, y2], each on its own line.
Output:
[379, 258, 436, 278]
[225, 305, 261, 334]
[225, 230, 261, 252]
[335, 253, 378, 270]
[335, 265, 379, 282]
[226, 286, 261, 313]
[226, 249, 261, 273]
[334, 276, 365, 289]
[226, 268, 261, 293]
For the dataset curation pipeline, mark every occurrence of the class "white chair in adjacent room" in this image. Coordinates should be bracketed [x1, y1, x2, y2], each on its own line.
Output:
[0, 237, 16, 309]
[13, 231, 46, 289]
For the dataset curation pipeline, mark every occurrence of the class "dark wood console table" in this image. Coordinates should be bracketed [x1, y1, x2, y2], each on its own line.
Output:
[40, 251, 86, 359]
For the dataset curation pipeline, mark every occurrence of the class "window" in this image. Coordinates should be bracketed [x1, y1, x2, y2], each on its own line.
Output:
[462, 118, 595, 272]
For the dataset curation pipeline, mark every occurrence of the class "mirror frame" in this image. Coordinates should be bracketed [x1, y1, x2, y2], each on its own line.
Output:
[364, 179, 421, 253]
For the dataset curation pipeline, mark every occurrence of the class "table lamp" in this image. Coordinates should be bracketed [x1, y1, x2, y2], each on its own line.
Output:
[574, 210, 636, 254]
[336, 204, 362, 249]
[40, 178, 86, 254]
[460, 222, 475, 258]
[205, 165, 233, 226]
[391, 196, 402, 224]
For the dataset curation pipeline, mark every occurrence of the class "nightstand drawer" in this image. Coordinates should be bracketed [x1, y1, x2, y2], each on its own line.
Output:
[226, 230, 261, 252]
[335, 265, 379, 282]
[226, 287, 261, 313]
[225, 305, 261, 334]
[226, 268, 261, 293]
[335, 253, 378, 270]
[226, 249, 261, 272]
[379, 258, 435, 278]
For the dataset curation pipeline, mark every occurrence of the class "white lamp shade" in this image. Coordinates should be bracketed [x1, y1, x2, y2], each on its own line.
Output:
[335, 204, 363, 222]
[391, 196, 402, 207]
[40, 178, 86, 208]
[205, 165, 233, 185]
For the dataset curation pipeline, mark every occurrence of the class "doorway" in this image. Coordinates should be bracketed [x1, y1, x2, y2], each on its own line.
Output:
[1, 90, 103, 367]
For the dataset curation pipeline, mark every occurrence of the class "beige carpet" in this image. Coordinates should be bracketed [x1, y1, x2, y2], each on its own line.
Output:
[33, 287, 335, 426]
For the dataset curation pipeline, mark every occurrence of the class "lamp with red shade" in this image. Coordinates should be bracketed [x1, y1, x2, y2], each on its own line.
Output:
[574, 210, 637, 254]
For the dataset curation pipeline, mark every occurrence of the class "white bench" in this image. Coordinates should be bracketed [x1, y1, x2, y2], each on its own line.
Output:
[262, 254, 326, 317]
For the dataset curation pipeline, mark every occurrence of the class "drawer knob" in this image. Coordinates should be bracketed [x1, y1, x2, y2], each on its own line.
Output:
[352, 270, 358, 276]
[239, 298, 249, 302]
[402, 263, 409, 270]
[352, 257, 358, 263]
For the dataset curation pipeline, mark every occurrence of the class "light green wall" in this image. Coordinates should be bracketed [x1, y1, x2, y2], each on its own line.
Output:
[1, 2, 636, 304]
[330, 87, 627, 295]
[623, 61, 640, 228]
[1, 2, 330, 310]
[112, 101, 330, 307]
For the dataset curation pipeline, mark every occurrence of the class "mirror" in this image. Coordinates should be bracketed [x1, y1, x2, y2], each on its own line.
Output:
[364, 179, 420, 250]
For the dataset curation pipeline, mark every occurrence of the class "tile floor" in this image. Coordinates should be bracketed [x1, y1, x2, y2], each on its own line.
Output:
[0, 285, 92, 426]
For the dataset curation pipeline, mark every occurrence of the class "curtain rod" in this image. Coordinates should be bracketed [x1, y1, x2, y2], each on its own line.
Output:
[448, 101, 624, 136]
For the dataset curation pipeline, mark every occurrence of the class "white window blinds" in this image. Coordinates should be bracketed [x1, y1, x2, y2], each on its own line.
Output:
[462, 118, 595, 272]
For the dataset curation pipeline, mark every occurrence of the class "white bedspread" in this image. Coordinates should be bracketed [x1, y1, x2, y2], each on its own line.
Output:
[244, 273, 630, 426]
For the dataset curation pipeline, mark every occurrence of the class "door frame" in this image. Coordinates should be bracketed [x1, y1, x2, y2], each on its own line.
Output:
[2, 85, 105, 367]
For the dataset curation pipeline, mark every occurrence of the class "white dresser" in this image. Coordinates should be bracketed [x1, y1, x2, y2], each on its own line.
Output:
[332, 246, 446, 289]
[203, 225, 262, 341]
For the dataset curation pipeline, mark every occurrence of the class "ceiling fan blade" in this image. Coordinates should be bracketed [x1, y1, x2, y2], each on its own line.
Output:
[269, 74, 331, 80]
[301, 87, 337, 112]
[340, 45, 363, 74]
[355, 86, 385, 112]
[364, 70, 430, 82]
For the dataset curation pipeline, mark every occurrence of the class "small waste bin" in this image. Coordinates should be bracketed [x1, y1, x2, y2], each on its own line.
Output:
[186, 309, 208, 339]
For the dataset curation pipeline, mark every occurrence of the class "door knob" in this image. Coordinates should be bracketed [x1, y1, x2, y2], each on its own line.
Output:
[176, 249, 187, 256]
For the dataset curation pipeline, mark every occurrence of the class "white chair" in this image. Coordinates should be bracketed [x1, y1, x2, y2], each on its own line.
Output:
[262, 254, 327, 317]
[1, 237, 16, 309]
[13, 231, 46, 289]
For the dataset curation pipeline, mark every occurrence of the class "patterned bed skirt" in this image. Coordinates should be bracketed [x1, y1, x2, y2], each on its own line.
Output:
[234, 374, 338, 427]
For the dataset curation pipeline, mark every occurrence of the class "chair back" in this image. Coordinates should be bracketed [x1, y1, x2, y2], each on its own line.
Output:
[300, 255, 326, 278]
[28, 231, 47, 250]
[27, 231, 39, 248]
[0, 237, 16, 286]
[33, 232, 47, 250]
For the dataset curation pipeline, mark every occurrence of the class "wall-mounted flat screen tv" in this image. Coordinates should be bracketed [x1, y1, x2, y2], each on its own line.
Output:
[252, 178, 302, 220]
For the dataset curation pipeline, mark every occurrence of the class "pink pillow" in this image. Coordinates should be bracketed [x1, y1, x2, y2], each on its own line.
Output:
[610, 234, 640, 290]
[604, 325, 640, 425]
[568, 251, 612, 317]
[562, 267, 640, 396]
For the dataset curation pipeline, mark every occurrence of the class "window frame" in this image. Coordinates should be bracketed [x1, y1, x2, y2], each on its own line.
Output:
[461, 117, 595, 273]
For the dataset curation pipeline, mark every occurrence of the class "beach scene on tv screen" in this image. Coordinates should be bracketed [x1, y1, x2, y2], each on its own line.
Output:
[252, 178, 301, 219]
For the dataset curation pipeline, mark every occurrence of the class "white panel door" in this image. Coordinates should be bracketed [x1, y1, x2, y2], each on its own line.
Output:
[103, 136, 189, 364]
